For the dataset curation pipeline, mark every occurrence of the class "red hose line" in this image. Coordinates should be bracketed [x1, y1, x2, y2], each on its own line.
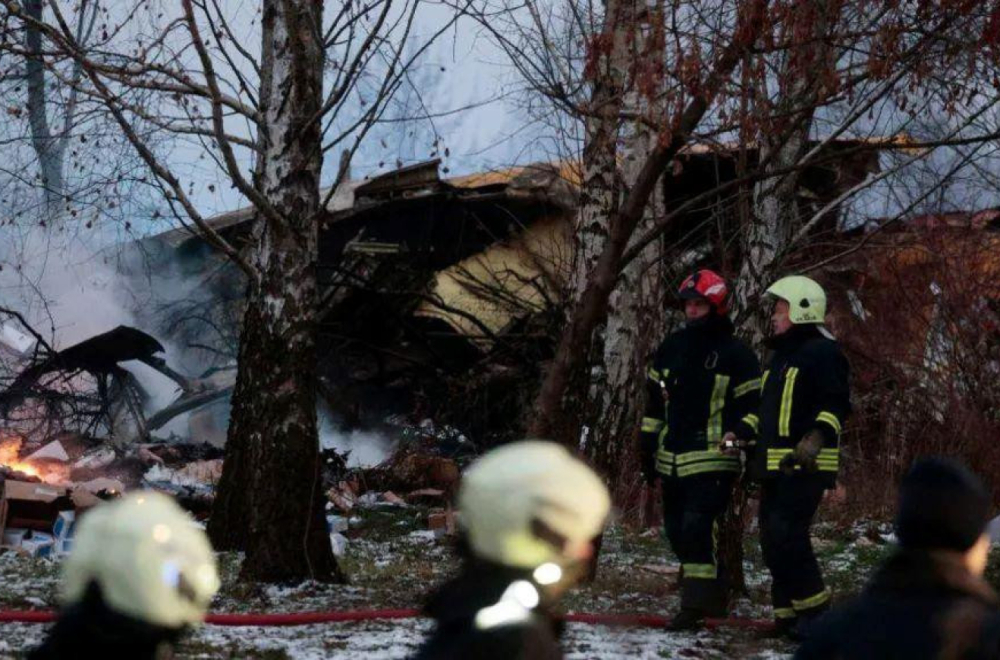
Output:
[0, 608, 774, 629]
[0, 611, 55, 623]
[205, 609, 421, 626]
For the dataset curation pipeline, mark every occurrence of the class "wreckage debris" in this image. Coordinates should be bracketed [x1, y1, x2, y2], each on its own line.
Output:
[0, 479, 116, 558]
[428, 511, 457, 539]
[0, 436, 70, 484]
[0, 325, 166, 412]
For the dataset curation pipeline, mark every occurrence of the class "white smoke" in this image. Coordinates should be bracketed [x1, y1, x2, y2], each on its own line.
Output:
[0, 227, 188, 420]
[318, 407, 395, 468]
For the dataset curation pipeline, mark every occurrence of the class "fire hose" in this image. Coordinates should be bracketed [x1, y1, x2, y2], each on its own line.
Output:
[0, 608, 775, 629]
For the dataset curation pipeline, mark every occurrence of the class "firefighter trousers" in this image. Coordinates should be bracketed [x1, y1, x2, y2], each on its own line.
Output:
[661, 473, 735, 616]
[759, 474, 830, 622]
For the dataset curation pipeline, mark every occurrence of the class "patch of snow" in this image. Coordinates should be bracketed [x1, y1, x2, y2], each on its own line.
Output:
[406, 530, 436, 543]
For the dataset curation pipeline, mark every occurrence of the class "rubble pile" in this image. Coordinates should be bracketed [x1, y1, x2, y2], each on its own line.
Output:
[0, 431, 228, 557]
[0, 476, 117, 558]
[1, 413, 479, 560]
[322, 433, 470, 556]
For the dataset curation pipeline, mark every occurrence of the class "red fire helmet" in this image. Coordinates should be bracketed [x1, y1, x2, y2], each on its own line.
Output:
[678, 269, 729, 315]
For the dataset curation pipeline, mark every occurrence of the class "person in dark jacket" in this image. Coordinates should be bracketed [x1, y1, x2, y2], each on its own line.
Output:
[796, 457, 1000, 660]
[754, 275, 851, 639]
[412, 441, 611, 660]
[30, 492, 220, 660]
[640, 269, 761, 629]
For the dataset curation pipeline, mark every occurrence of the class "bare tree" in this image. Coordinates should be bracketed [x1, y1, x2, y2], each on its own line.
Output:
[479, 0, 1000, 457]
[0, 0, 462, 581]
[525, 0, 770, 442]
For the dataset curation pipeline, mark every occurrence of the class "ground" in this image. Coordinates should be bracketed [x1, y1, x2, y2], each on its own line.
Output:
[0, 502, 916, 659]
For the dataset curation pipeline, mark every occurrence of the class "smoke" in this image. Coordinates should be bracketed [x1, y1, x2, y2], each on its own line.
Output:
[0, 227, 189, 422]
[318, 407, 395, 468]
[0, 231, 131, 345]
[0, 228, 398, 456]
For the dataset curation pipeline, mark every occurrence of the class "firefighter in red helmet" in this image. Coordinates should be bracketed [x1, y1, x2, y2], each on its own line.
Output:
[639, 269, 761, 629]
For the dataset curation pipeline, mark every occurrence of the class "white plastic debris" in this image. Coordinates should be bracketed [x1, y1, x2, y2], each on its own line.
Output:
[329, 532, 349, 557]
[326, 516, 349, 534]
[73, 447, 115, 470]
[0, 322, 35, 354]
[25, 441, 69, 463]
[357, 492, 380, 507]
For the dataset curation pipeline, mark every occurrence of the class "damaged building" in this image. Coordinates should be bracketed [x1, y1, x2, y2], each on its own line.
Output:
[129, 140, 880, 449]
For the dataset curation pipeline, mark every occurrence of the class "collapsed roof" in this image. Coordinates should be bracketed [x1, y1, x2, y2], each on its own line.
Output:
[145, 141, 880, 346]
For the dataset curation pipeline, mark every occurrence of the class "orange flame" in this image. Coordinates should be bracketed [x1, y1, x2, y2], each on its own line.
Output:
[0, 435, 70, 484]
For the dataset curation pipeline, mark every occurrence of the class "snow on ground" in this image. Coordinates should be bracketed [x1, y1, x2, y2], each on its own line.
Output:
[0, 618, 793, 659]
[0, 504, 912, 659]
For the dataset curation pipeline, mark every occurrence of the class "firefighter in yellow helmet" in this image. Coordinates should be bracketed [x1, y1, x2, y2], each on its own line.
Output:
[413, 440, 611, 660]
[29, 492, 220, 660]
[753, 276, 850, 640]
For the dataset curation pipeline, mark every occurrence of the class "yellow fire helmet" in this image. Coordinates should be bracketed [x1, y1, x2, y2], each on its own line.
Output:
[766, 275, 828, 325]
[458, 440, 611, 569]
[61, 491, 220, 629]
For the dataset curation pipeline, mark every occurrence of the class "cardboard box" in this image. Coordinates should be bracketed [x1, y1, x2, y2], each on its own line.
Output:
[0, 481, 74, 534]
[428, 510, 456, 538]
[52, 511, 75, 540]
[54, 538, 73, 556]
[20, 531, 55, 558]
[2, 527, 28, 547]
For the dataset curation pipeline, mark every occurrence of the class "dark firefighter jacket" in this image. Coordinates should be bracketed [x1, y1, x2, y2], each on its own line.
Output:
[28, 582, 185, 660]
[641, 316, 761, 478]
[412, 561, 563, 660]
[751, 324, 850, 485]
[794, 549, 1000, 660]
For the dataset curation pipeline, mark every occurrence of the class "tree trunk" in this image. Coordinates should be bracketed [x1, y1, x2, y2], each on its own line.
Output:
[722, 0, 836, 598]
[731, 0, 835, 336]
[209, 0, 342, 583]
[528, 0, 767, 444]
[584, 2, 668, 487]
[553, 0, 630, 452]
[24, 0, 64, 212]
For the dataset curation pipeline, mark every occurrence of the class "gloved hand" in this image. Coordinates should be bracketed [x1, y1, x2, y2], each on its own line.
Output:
[779, 430, 824, 475]
[720, 431, 742, 457]
[640, 435, 658, 485]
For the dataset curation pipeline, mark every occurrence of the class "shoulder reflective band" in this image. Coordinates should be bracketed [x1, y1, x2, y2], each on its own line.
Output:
[707, 375, 730, 444]
[647, 367, 660, 382]
[733, 378, 761, 398]
[761, 370, 770, 389]
[816, 411, 842, 435]
[742, 414, 759, 433]
[778, 368, 799, 437]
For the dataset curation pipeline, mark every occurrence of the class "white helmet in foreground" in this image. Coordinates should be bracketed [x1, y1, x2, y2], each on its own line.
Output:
[61, 491, 220, 629]
[459, 440, 611, 569]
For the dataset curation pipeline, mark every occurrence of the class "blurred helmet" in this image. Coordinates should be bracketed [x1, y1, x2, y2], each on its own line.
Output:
[458, 440, 610, 569]
[766, 275, 827, 324]
[61, 491, 220, 629]
[679, 270, 729, 315]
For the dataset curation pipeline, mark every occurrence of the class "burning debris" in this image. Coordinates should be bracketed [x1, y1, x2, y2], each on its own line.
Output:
[0, 435, 70, 485]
